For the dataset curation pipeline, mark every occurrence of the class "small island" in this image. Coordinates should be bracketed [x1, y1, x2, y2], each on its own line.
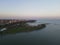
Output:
[0, 19, 46, 34]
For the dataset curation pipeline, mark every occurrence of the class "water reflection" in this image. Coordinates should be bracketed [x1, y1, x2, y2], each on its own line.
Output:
[0, 22, 60, 45]
[0, 25, 46, 45]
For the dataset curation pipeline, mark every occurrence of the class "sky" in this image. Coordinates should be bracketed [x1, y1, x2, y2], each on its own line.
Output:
[0, 0, 60, 19]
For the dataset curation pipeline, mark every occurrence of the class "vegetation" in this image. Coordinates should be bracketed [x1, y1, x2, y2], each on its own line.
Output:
[0, 20, 46, 34]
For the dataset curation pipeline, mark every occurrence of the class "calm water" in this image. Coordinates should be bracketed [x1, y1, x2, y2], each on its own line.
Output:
[0, 20, 60, 45]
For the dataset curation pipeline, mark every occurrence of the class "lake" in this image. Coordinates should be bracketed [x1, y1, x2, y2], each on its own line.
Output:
[0, 20, 60, 45]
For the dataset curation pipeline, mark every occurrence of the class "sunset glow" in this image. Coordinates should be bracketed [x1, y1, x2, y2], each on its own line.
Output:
[0, 0, 60, 19]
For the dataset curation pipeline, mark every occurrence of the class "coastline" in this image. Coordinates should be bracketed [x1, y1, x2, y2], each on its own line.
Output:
[0, 20, 46, 34]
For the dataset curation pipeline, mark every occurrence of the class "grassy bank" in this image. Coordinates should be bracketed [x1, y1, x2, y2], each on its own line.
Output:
[0, 24, 46, 34]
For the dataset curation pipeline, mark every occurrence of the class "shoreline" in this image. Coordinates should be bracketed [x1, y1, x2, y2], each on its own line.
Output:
[0, 24, 46, 34]
[0, 20, 46, 34]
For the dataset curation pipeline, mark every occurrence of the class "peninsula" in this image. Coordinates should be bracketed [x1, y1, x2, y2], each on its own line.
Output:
[0, 19, 46, 34]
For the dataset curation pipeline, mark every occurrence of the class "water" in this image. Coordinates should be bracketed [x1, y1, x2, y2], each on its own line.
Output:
[0, 20, 60, 45]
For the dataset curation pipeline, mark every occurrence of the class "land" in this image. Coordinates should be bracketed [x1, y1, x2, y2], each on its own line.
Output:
[0, 19, 46, 34]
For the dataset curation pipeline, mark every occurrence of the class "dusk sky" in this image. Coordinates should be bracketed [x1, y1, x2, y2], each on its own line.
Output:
[0, 0, 60, 19]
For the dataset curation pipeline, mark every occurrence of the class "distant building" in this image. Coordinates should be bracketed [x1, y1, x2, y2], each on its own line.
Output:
[0, 19, 21, 25]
